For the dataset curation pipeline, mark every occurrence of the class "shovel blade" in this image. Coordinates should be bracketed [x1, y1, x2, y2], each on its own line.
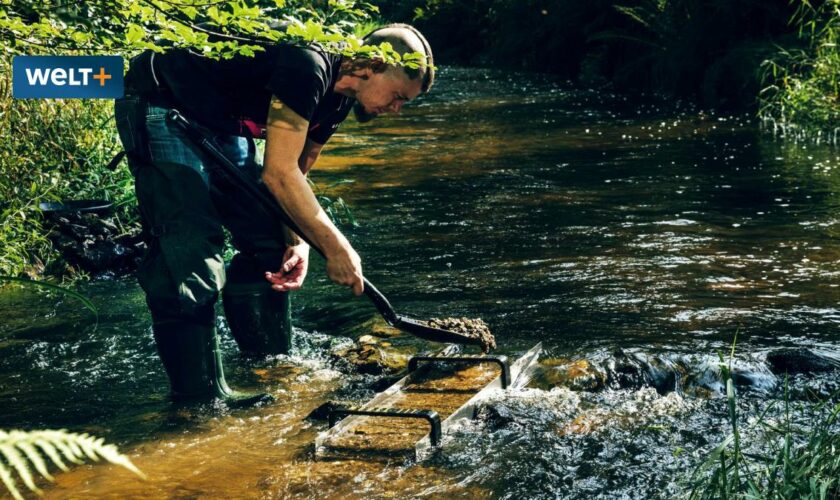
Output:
[395, 316, 487, 348]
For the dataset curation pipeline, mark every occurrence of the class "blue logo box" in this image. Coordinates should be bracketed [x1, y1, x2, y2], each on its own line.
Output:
[13, 56, 124, 99]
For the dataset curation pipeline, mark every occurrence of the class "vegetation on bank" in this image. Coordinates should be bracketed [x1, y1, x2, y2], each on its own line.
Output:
[375, 0, 839, 139]
[0, 65, 132, 277]
[759, 0, 840, 143]
[690, 343, 840, 499]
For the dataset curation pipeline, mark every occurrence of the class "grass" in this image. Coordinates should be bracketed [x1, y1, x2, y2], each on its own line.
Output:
[0, 56, 137, 278]
[688, 337, 840, 499]
[758, 0, 840, 144]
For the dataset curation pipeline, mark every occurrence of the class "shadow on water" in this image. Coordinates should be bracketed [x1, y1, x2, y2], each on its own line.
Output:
[1, 67, 840, 497]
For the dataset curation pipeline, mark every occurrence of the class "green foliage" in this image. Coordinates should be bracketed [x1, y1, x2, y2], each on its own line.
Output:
[0, 0, 428, 69]
[0, 429, 145, 500]
[0, 56, 133, 278]
[375, 0, 796, 108]
[689, 339, 840, 499]
[759, 0, 840, 143]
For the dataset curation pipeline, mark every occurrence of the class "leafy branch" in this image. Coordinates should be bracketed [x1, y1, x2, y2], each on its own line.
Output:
[0, 0, 430, 70]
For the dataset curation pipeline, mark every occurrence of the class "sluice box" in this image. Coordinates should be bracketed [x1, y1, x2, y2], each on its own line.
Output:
[316, 343, 542, 460]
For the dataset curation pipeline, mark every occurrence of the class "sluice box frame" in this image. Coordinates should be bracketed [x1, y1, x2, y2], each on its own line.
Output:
[315, 342, 542, 460]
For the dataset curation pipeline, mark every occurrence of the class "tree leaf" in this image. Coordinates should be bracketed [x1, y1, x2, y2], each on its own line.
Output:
[125, 23, 144, 44]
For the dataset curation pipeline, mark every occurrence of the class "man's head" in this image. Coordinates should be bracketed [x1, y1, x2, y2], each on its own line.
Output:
[337, 23, 435, 122]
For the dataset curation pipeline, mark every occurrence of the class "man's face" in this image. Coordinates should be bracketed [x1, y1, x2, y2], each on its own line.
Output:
[353, 66, 423, 121]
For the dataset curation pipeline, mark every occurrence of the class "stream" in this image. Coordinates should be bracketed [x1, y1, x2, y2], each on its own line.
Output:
[1, 66, 840, 498]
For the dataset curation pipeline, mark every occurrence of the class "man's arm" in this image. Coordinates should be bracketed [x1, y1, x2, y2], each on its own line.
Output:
[283, 138, 323, 246]
[299, 138, 323, 175]
[262, 95, 364, 295]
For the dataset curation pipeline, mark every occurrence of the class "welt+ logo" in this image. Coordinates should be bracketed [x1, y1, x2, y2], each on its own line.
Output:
[13, 56, 123, 99]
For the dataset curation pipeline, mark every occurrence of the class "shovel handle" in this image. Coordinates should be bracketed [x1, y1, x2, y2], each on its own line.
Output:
[167, 109, 402, 325]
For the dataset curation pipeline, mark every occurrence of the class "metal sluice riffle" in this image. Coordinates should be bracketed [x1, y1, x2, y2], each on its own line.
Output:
[315, 343, 542, 460]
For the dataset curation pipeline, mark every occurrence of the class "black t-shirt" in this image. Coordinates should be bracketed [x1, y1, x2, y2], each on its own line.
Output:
[142, 44, 353, 144]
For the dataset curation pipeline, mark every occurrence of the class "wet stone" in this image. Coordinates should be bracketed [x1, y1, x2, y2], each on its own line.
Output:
[330, 340, 411, 375]
[346, 317, 402, 339]
[44, 212, 144, 275]
[530, 353, 699, 396]
[766, 348, 840, 375]
[475, 401, 519, 430]
[531, 359, 607, 392]
[638, 355, 687, 395]
[358, 335, 378, 345]
[604, 350, 652, 391]
[306, 401, 350, 422]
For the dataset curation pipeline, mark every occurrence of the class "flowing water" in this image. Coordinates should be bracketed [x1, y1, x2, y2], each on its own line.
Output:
[1, 67, 840, 498]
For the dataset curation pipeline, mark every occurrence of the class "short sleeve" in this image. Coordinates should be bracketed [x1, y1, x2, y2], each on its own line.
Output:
[308, 99, 353, 145]
[266, 47, 329, 122]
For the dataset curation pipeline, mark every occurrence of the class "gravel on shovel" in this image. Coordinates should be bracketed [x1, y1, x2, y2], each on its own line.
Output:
[428, 317, 497, 352]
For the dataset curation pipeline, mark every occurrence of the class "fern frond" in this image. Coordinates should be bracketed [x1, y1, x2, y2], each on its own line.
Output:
[0, 461, 24, 500]
[16, 440, 53, 481]
[0, 443, 42, 495]
[615, 5, 654, 29]
[0, 429, 146, 499]
[33, 438, 70, 472]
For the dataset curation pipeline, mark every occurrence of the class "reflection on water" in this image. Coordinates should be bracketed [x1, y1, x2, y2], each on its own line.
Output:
[1, 67, 840, 497]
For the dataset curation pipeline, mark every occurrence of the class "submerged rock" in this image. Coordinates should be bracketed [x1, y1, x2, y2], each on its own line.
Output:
[604, 350, 651, 391]
[642, 356, 686, 394]
[529, 351, 772, 397]
[475, 400, 519, 429]
[306, 401, 351, 422]
[766, 348, 840, 375]
[532, 359, 607, 392]
[330, 339, 411, 375]
[345, 317, 402, 339]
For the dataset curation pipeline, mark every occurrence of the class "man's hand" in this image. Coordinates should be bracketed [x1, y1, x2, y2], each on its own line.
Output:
[262, 95, 363, 296]
[326, 244, 365, 296]
[265, 244, 310, 292]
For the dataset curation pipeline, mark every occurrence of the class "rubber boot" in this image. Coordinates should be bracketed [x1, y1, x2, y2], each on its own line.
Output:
[223, 257, 293, 356]
[153, 320, 273, 407]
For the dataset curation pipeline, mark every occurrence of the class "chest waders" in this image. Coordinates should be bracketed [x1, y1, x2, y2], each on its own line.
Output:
[115, 65, 291, 406]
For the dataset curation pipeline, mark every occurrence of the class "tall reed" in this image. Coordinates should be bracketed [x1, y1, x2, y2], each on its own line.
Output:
[689, 340, 840, 499]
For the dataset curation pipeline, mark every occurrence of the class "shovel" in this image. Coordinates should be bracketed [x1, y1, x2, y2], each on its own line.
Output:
[166, 109, 486, 348]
